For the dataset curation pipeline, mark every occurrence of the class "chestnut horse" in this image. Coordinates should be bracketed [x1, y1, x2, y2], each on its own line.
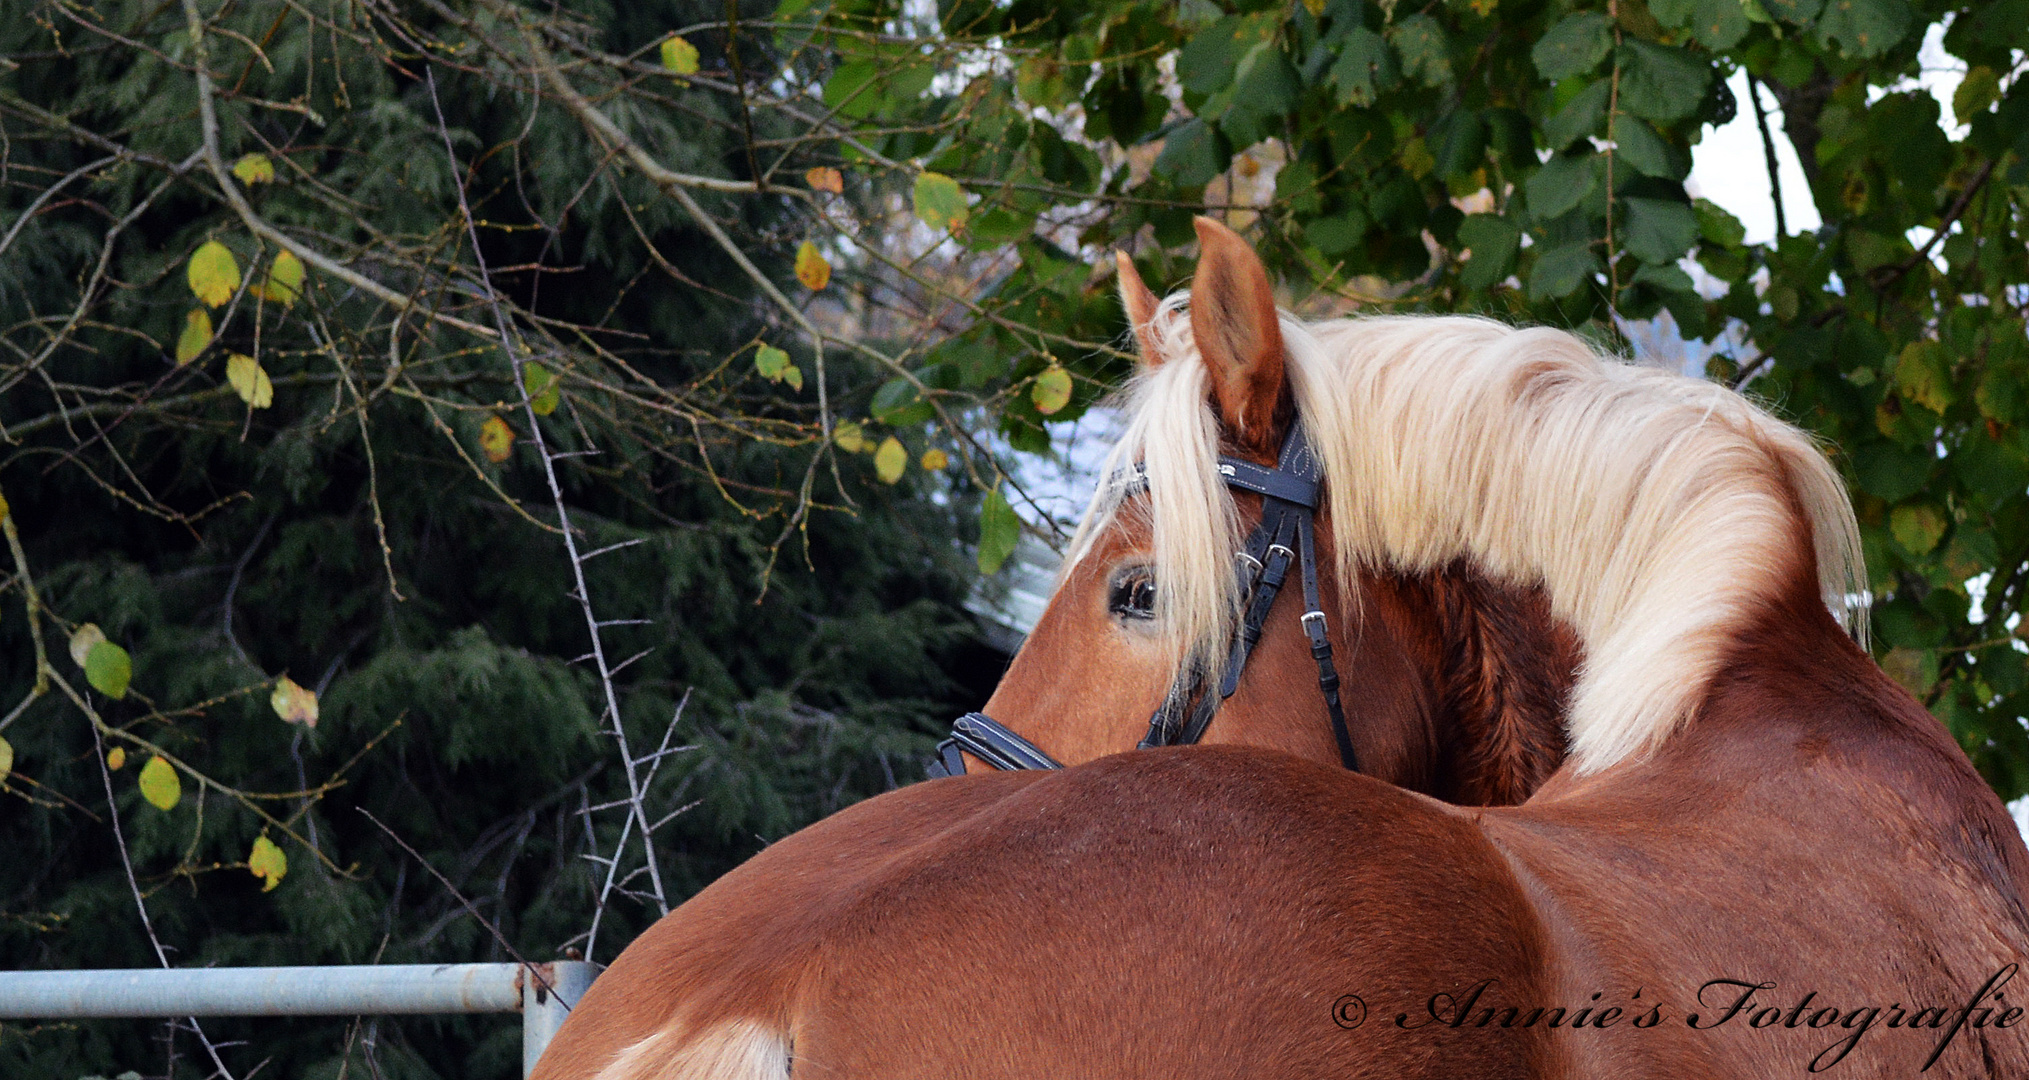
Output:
[532, 221, 2029, 1078]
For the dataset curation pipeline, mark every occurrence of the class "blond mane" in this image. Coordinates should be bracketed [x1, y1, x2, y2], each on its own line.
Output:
[1069, 303, 1867, 774]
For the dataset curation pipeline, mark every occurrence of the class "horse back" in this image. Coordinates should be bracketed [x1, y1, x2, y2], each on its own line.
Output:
[537, 746, 1568, 1080]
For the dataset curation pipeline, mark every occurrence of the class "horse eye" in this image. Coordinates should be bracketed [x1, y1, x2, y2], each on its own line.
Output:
[1109, 569, 1157, 621]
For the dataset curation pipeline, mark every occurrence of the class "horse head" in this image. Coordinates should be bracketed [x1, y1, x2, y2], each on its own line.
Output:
[947, 217, 1865, 809]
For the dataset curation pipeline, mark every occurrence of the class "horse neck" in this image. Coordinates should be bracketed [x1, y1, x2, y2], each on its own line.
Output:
[1361, 563, 1578, 806]
[1532, 571, 2029, 897]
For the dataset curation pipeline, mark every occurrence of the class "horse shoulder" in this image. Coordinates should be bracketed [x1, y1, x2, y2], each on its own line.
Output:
[530, 770, 1050, 1080]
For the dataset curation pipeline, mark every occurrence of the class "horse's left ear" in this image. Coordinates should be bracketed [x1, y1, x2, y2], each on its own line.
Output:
[1190, 217, 1287, 458]
[1116, 250, 1163, 366]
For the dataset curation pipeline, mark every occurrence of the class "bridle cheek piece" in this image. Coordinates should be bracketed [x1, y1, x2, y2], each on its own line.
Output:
[927, 423, 1358, 779]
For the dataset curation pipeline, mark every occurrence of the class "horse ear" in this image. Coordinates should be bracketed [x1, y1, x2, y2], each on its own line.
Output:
[1115, 250, 1163, 366]
[1189, 217, 1287, 457]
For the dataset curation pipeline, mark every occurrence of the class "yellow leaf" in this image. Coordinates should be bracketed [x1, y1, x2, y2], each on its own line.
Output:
[805, 166, 844, 193]
[270, 675, 319, 728]
[259, 250, 305, 306]
[479, 415, 514, 462]
[920, 448, 949, 471]
[232, 153, 276, 185]
[913, 172, 969, 233]
[782, 365, 803, 391]
[523, 362, 560, 415]
[795, 241, 831, 291]
[1891, 503, 1947, 556]
[226, 354, 274, 409]
[661, 35, 700, 76]
[107, 746, 126, 771]
[187, 240, 241, 308]
[69, 623, 108, 668]
[0, 489, 8, 521]
[138, 755, 181, 811]
[1031, 364, 1073, 415]
[0, 735, 12, 786]
[874, 436, 907, 484]
[175, 309, 212, 365]
[834, 421, 866, 453]
[249, 834, 288, 892]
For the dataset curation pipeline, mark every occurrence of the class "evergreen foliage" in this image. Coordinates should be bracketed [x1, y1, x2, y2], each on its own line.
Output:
[0, 2, 995, 1077]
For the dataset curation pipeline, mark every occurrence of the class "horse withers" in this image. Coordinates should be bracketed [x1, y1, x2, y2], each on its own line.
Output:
[534, 220, 2029, 1078]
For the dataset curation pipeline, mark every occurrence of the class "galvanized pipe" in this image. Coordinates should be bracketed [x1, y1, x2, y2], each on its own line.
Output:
[0, 962, 597, 1078]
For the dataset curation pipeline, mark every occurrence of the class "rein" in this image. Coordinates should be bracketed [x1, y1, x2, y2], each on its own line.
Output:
[928, 423, 1358, 778]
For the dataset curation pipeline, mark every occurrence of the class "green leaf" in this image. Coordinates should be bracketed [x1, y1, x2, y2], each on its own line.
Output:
[1651, 0, 1751, 48]
[1528, 242, 1602, 301]
[871, 378, 929, 424]
[249, 835, 288, 892]
[1154, 119, 1226, 186]
[1633, 262, 1697, 294]
[1622, 197, 1700, 265]
[755, 344, 791, 381]
[1457, 214, 1521, 289]
[874, 436, 907, 483]
[823, 59, 881, 116]
[1895, 340, 1954, 414]
[1613, 118, 1689, 181]
[1031, 365, 1073, 415]
[138, 755, 179, 811]
[914, 172, 969, 233]
[782, 365, 803, 391]
[187, 240, 240, 308]
[1955, 67, 2001, 125]
[1618, 41, 1711, 124]
[661, 35, 700, 76]
[1760, 0, 1825, 23]
[1853, 441, 1933, 501]
[1543, 80, 1611, 150]
[523, 361, 560, 415]
[85, 640, 131, 700]
[833, 420, 867, 453]
[1814, 0, 1911, 57]
[1693, 198, 1747, 248]
[175, 308, 212, 366]
[1891, 503, 1947, 556]
[1532, 13, 1614, 81]
[977, 487, 1020, 575]
[1328, 27, 1396, 106]
[0, 734, 12, 786]
[1525, 154, 1597, 221]
[1305, 207, 1370, 256]
[1389, 15, 1451, 87]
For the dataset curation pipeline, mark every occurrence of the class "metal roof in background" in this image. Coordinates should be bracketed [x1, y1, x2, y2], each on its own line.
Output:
[965, 532, 1063, 655]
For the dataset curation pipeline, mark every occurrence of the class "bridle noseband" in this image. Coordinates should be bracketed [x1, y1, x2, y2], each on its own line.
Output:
[928, 423, 1358, 778]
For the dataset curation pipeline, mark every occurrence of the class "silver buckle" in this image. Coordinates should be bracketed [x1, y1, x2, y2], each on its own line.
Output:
[1267, 543, 1295, 563]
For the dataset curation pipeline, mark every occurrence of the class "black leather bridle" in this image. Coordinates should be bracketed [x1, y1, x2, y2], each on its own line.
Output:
[928, 423, 1358, 778]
